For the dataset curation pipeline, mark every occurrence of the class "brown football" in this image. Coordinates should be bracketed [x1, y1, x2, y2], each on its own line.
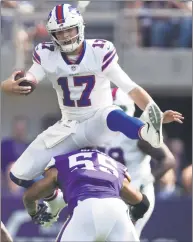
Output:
[14, 71, 37, 95]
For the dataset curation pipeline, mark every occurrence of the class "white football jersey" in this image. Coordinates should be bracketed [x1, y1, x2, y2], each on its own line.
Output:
[98, 134, 154, 186]
[29, 39, 138, 121]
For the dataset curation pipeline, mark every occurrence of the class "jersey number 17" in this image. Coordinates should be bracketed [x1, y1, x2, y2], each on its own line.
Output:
[58, 75, 95, 107]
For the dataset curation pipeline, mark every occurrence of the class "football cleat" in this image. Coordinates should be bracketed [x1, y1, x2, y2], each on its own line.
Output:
[139, 102, 163, 148]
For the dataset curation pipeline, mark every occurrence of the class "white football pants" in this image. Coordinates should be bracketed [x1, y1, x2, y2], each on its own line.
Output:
[11, 106, 119, 180]
[56, 198, 139, 242]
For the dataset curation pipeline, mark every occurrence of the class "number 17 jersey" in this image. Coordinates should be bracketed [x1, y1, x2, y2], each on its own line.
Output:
[30, 39, 119, 121]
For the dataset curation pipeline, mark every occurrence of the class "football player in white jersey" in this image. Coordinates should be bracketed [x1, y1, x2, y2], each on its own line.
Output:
[1, 4, 183, 218]
[97, 88, 177, 237]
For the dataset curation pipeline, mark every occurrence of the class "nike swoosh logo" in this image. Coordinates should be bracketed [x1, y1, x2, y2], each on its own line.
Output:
[146, 122, 150, 133]
[156, 130, 160, 141]
[64, 125, 70, 128]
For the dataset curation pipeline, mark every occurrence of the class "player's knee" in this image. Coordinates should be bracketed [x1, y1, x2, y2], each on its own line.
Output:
[103, 105, 121, 122]
[9, 172, 34, 188]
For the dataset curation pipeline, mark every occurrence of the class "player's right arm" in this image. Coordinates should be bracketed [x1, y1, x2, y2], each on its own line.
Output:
[23, 168, 58, 216]
[1, 43, 46, 95]
[120, 172, 150, 222]
[1, 71, 32, 95]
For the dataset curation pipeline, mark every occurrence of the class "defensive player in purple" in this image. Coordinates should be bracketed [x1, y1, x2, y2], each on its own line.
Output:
[23, 149, 150, 241]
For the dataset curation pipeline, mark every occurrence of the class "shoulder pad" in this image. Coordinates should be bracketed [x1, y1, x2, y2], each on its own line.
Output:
[101, 40, 118, 71]
[32, 42, 55, 65]
[90, 39, 118, 72]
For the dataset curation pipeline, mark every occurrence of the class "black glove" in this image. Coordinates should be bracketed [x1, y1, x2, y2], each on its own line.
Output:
[31, 204, 52, 225]
[129, 194, 150, 223]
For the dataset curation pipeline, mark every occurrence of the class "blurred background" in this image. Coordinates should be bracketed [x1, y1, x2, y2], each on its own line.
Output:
[1, 1, 192, 242]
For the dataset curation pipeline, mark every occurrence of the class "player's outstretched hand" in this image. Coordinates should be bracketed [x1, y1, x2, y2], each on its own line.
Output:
[1, 71, 32, 95]
[162, 110, 184, 124]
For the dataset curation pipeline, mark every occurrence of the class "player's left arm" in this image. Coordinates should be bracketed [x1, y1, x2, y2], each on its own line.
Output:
[102, 45, 155, 111]
[121, 176, 143, 204]
[138, 141, 176, 181]
[23, 168, 58, 216]
[106, 62, 184, 123]
[120, 175, 150, 222]
[102, 42, 184, 123]
[109, 66, 154, 110]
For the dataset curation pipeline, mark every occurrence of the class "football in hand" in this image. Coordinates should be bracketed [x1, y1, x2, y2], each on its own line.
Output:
[14, 70, 37, 95]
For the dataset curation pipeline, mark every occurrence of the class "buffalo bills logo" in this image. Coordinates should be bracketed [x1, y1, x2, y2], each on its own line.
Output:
[68, 6, 81, 15]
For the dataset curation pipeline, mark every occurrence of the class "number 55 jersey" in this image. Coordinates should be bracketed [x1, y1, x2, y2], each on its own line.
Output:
[28, 39, 137, 121]
[47, 149, 128, 214]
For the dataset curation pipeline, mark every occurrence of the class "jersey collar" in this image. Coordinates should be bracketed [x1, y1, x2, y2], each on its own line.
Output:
[60, 40, 86, 65]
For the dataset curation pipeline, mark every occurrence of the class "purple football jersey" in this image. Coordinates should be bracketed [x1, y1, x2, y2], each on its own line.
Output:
[54, 149, 127, 213]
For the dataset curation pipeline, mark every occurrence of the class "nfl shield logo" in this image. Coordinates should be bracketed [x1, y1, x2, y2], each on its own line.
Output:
[71, 65, 76, 71]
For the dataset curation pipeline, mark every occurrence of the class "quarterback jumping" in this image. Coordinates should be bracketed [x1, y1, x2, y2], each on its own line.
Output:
[1, 4, 183, 218]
